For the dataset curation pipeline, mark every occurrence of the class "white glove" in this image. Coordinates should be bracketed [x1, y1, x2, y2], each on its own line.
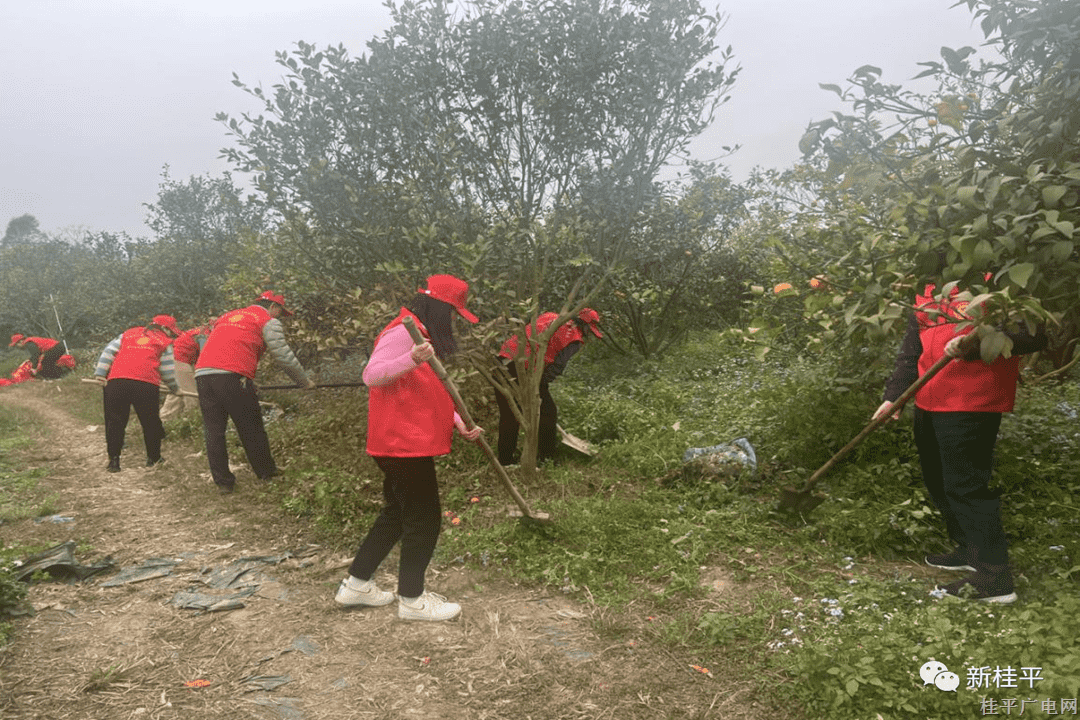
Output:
[410, 341, 435, 365]
[872, 400, 901, 422]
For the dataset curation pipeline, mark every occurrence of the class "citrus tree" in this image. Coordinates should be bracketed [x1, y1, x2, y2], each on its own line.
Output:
[218, 0, 742, 480]
[792, 0, 1079, 365]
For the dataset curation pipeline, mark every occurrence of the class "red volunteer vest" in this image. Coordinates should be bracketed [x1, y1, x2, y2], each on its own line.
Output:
[366, 309, 455, 458]
[10, 361, 34, 383]
[25, 337, 60, 353]
[173, 326, 209, 365]
[107, 326, 173, 385]
[196, 306, 272, 379]
[914, 284, 1021, 412]
[498, 312, 583, 366]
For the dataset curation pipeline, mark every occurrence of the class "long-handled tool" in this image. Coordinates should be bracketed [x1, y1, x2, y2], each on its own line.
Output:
[82, 377, 196, 397]
[257, 382, 367, 390]
[776, 348, 963, 516]
[84, 378, 365, 394]
[401, 316, 550, 522]
[49, 294, 70, 354]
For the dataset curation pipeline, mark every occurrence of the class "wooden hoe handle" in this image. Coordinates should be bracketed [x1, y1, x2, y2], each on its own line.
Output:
[400, 316, 542, 520]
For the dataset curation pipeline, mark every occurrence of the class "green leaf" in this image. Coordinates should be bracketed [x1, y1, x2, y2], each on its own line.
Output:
[1051, 241, 1075, 262]
[1008, 263, 1034, 288]
[1052, 220, 1074, 238]
[1042, 185, 1068, 207]
[973, 239, 995, 268]
[980, 330, 1009, 363]
[957, 186, 981, 209]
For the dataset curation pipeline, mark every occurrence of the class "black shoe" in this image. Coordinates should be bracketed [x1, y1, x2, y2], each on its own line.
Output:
[937, 563, 1017, 604]
[107, 457, 121, 473]
[256, 467, 283, 483]
[146, 456, 165, 468]
[216, 481, 235, 495]
[925, 547, 976, 572]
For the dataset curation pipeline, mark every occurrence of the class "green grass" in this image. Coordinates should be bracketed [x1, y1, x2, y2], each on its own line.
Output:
[550, 339, 1080, 718]
[360, 332, 1080, 718]
[0, 404, 50, 635]
[6, 331, 1064, 717]
[0, 406, 55, 523]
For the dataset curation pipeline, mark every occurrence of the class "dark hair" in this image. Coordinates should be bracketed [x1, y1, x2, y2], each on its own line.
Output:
[409, 293, 457, 359]
[255, 298, 277, 311]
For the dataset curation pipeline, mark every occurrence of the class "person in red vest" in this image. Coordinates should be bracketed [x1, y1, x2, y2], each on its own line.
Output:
[0, 360, 36, 386]
[9, 334, 67, 379]
[495, 308, 602, 466]
[334, 274, 482, 622]
[873, 282, 1046, 604]
[159, 321, 213, 420]
[93, 315, 181, 472]
[195, 291, 315, 494]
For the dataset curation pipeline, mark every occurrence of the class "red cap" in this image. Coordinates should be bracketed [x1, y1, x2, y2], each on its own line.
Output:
[578, 308, 603, 338]
[152, 315, 179, 335]
[9, 334, 25, 347]
[56, 355, 76, 369]
[420, 275, 478, 323]
[258, 291, 294, 316]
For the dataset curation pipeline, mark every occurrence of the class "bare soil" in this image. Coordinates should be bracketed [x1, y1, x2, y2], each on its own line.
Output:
[0, 383, 774, 720]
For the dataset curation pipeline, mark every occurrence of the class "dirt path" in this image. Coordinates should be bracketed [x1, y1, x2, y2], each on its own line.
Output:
[0, 384, 762, 720]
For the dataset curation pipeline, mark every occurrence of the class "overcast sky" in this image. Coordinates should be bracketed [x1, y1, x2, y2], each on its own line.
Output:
[1, 0, 990, 239]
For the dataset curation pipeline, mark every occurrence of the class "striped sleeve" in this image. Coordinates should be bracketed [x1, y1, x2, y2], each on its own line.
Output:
[159, 346, 179, 393]
[94, 336, 122, 378]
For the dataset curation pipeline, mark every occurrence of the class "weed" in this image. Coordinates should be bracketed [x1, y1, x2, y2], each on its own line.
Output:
[82, 663, 135, 693]
[249, 328, 1079, 718]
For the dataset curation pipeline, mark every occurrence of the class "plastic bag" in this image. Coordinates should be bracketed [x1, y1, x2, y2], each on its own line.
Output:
[681, 438, 757, 480]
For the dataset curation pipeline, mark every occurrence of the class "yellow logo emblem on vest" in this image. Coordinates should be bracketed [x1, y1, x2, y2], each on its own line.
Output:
[229, 313, 245, 322]
[136, 337, 150, 345]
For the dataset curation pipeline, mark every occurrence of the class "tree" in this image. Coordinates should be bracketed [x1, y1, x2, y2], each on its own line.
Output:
[0, 234, 98, 346]
[219, 0, 737, 283]
[220, 0, 741, 479]
[603, 168, 755, 358]
[2, 214, 45, 247]
[792, 0, 1079, 366]
[138, 168, 268, 318]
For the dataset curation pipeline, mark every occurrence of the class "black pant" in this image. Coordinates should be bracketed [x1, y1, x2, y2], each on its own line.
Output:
[196, 373, 276, 489]
[103, 378, 165, 461]
[348, 456, 442, 598]
[36, 344, 68, 379]
[914, 408, 1009, 565]
[494, 363, 560, 465]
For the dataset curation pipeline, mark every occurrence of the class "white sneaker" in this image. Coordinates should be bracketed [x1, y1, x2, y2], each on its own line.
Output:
[398, 591, 461, 621]
[335, 577, 395, 608]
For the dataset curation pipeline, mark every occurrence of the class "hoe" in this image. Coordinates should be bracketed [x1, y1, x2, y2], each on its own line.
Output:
[402, 316, 551, 523]
[776, 346, 967, 517]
